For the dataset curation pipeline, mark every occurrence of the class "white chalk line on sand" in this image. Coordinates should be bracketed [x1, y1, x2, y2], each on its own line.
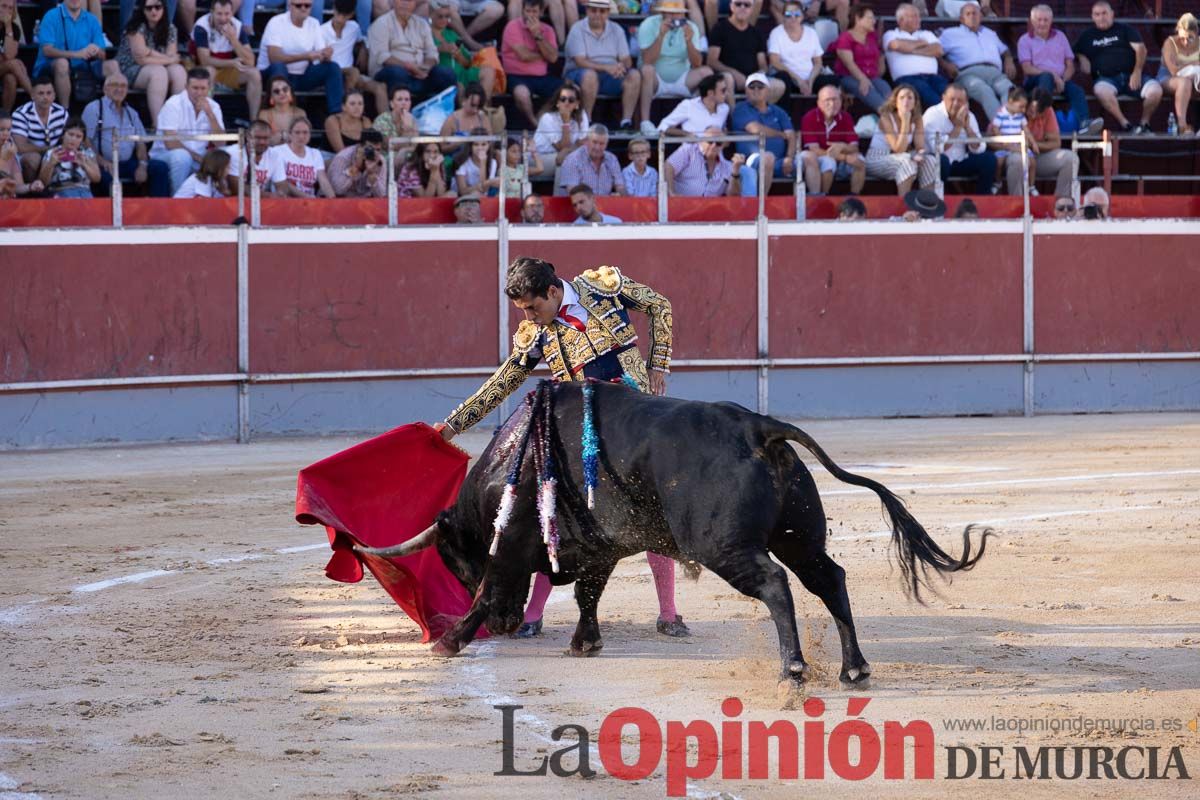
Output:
[0, 771, 44, 800]
[821, 467, 1200, 496]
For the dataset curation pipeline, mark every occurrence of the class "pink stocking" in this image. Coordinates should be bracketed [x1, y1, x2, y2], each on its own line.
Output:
[523, 571, 553, 623]
[647, 552, 678, 622]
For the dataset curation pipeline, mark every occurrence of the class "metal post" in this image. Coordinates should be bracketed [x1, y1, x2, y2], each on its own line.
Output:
[112, 148, 123, 227]
[756, 134, 766, 219]
[756, 214, 769, 415]
[1020, 142, 1034, 417]
[236, 129, 246, 222]
[656, 135, 667, 223]
[932, 132, 945, 199]
[249, 133, 261, 228]
[793, 132, 805, 220]
[236, 220, 250, 442]
[387, 145, 397, 226]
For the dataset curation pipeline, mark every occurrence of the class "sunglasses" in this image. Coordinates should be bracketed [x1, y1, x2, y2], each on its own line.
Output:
[784, 10, 804, 17]
[272, 86, 292, 94]
[1055, 204, 1075, 212]
[731, 1, 752, 6]
[558, 96, 578, 103]
[144, 3, 164, 8]
[629, 149, 651, 156]
[292, 2, 312, 7]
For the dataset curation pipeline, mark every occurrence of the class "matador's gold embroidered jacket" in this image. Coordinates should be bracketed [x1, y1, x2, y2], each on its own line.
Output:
[444, 266, 673, 433]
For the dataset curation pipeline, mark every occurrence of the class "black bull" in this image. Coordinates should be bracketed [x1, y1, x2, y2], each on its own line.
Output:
[360, 381, 991, 687]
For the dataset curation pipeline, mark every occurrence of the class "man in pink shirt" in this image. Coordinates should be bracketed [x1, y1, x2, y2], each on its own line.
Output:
[798, 84, 865, 195]
[1017, 4, 1101, 134]
[502, 0, 562, 127]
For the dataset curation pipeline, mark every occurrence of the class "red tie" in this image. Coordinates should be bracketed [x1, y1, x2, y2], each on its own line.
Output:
[557, 308, 587, 333]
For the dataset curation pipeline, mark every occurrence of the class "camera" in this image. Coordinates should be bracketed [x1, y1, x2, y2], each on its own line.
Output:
[670, 18, 684, 29]
[1082, 204, 1102, 220]
[363, 144, 377, 162]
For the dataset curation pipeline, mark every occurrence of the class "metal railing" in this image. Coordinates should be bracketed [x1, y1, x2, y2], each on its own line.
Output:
[656, 133, 769, 222]
[112, 131, 245, 227]
[385, 134, 505, 227]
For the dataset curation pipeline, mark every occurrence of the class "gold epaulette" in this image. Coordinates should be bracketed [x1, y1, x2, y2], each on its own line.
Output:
[575, 265, 624, 297]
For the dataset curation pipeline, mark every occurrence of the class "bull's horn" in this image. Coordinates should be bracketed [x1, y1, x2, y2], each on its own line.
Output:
[353, 523, 439, 559]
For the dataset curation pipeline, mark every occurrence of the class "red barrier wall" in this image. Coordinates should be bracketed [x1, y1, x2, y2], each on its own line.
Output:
[1034, 233, 1200, 353]
[247, 241, 499, 373]
[512, 238, 758, 361]
[0, 244, 237, 382]
[769, 234, 1023, 357]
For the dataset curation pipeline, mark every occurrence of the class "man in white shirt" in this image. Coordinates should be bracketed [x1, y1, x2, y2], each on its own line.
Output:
[256, 0, 345, 113]
[322, 0, 389, 117]
[882, 3, 947, 109]
[657, 72, 729, 136]
[223, 120, 279, 194]
[151, 68, 227, 195]
[938, 1, 1015, 120]
[194, 0, 263, 119]
[923, 82, 996, 194]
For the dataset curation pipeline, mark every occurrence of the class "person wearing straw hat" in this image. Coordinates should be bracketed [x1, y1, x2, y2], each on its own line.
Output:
[565, 0, 642, 131]
[637, 0, 713, 137]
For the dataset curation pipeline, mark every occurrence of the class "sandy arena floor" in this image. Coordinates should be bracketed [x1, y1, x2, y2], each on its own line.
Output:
[1, 413, 1198, 799]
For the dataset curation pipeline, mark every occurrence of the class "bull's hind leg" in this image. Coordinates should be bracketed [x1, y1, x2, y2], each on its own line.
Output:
[779, 549, 872, 689]
[704, 550, 808, 684]
[568, 560, 616, 657]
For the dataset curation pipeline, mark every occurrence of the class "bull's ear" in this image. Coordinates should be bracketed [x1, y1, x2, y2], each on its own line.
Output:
[354, 521, 440, 559]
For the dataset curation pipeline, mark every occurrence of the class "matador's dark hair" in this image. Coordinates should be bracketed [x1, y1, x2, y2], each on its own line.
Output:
[505, 257, 562, 300]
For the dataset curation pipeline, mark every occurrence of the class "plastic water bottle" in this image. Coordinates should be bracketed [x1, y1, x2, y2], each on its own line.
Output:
[1167, 113, 1178, 136]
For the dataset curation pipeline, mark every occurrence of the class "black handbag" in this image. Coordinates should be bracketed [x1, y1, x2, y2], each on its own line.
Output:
[60, 7, 101, 106]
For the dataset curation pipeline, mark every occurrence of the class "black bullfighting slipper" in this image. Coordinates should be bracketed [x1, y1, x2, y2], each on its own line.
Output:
[512, 619, 543, 638]
[656, 615, 691, 637]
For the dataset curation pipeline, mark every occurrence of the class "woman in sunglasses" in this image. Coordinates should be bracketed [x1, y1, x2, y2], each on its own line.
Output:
[531, 81, 588, 178]
[257, 75, 309, 145]
[113, 0, 187, 127]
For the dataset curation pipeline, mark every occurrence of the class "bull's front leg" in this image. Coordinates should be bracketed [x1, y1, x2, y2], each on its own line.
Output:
[432, 590, 491, 657]
[567, 560, 616, 657]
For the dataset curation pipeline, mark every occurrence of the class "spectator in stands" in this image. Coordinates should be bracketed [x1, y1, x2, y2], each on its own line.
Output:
[865, 83, 937, 195]
[507, 0, 575, 44]
[452, 126, 500, 194]
[1159, 12, 1199, 136]
[1018, 5, 1099, 137]
[0, 0, 33, 113]
[151, 68, 226, 195]
[570, 181, 622, 223]
[1005, 86, 1077, 198]
[443, 0, 506, 52]
[173, 148, 234, 197]
[731, 71, 794, 195]
[194, 0, 263, 121]
[258, 76, 309, 145]
[663, 125, 747, 196]
[224, 119, 279, 192]
[556, 122, 624, 196]
[34, 0, 105, 107]
[768, 0, 824, 98]
[38, 116, 98, 197]
[900, 186, 944, 220]
[565, 0, 641, 130]
[707, 0, 759, 35]
[938, 1, 1015, 121]
[430, 0, 497, 100]
[533, 81, 588, 177]
[0, 110, 45, 195]
[798, 83, 865, 194]
[954, 197, 978, 218]
[883, 3, 947, 110]
[237, 0, 325, 38]
[325, 89, 373, 152]
[502, 0, 561, 128]
[454, 193, 483, 223]
[832, 4, 889, 112]
[622, 135, 657, 197]
[1074, 0, 1161, 134]
[501, 134, 541, 197]
[988, 85, 1030, 190]
[83, 73, 169, 197]
[935, 0, 992, 18]
[638, 0, 712, 138]
[328, 128, 388, 196]
[373, 86, 419, 147]
[324, 0, 390, 117]
[1081, 185, 1108, 218]
[520, 191, 544, 221]
[837, 196, 866, 218]
[270, 116, 334, 196]
[440, 82, 498, 148]
[923, 82, 994, 195]
[768, 0, 838, 51]
[112, 0, 186, 128]
[1052, 195, 1075, 219]
[709, 0, 785, 105]
[258, 0, 345, 114]
[658, 72, 729, 136]
[396, 140, 454, 196]
[12, 75, 67, 182]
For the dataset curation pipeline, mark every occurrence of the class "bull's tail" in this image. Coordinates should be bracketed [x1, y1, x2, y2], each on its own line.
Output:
[765, 419, 993, 602]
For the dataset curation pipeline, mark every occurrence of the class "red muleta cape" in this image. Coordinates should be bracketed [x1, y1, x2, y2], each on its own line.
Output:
[294, 422, 486, 642]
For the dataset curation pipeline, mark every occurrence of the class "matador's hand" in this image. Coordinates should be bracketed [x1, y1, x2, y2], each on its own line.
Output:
[648, 370, 667, 397]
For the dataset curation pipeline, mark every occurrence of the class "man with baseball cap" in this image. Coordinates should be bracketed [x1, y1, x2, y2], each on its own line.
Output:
[730, 71, 795, 195]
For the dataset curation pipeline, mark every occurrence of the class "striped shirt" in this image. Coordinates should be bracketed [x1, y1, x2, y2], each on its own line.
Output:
[12, 101, 69, 150]
[666, 142, 733, 197]
[622, 163, 658, 197]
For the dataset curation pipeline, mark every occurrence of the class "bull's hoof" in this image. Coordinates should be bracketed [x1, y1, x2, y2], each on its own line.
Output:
[566, 638, 603, 657]
[839, 662, 873, 691]
[431, 637, 462, 657]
